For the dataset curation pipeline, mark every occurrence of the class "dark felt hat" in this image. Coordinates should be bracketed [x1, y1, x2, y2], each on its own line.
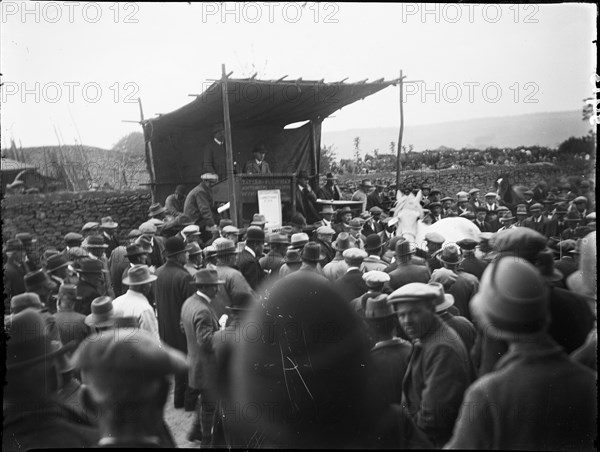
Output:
[164, 236, 192, 257]
[46, 254, 72, 273]
[24, 269, 57, 291]
[364, 234, 383, 252]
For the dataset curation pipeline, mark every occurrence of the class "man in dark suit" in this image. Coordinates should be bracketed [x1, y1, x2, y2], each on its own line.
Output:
[184, 173, 220, 243]
[366, 181, 386, 211]
[155, 236, 196, 410]
[74, 259, 107, 316]
[100, 216, 120, 257]
[316, 173, 343, 200]
[295, 170, 320, 224]
[385, 241, 431, 292]
[53, 284, 89, 348]
[363, 206, 385, 236]
[236, 226, 265, 291]
[334, 248, 368, 302]
[472, 207, 493, 232]
[522, 203, 550, 236]
[243, 144, 271, 175]
[202, 124, 228, 181]
[428, 202, 443, 223]
[456, 238, 487, 280]
[333, 206, 353, 236]
[181, 269, 223, 446]
[4, 239, 28, 314]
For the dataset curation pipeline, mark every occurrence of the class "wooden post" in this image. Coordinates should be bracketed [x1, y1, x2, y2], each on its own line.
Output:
[310, 120, 320, 189]
[396, 70, 405, 190]
[221, 64, 239, 226]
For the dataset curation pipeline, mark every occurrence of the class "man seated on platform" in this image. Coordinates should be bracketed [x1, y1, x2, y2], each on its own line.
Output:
[316, 173, 343, 200]
[243, 144, 271, 175]
[202, 124, 228, 181]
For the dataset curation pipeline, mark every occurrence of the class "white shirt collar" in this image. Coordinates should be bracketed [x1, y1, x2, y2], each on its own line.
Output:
[196, 291, 213, 303]
[346, 266, 361, 272]
[214, 137, 223, 146]
[245, 246, 256, 258]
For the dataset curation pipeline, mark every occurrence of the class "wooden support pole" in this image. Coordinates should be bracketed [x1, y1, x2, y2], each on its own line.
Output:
[396, 70, 405, 190]
[310, 120, 320, 189]
[221, 63, 239, 226]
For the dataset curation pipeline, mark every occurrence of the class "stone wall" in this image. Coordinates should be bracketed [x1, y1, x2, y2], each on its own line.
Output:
[2, 189, 152, 250]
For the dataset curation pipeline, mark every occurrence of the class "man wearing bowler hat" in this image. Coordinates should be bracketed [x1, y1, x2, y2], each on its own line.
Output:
[243, 144, 271, 174]
[362, 234, 389, 272]
[72, 324, 187, 448]
[387, 283, 471, 447]
[46, 253, 73, 290]
[155, 236, 196, 410]
[237, 226, 266, 290]
[297, 241, 326, 277]
[112, 264, 159, 342]
[4, 309, 99, 451]
[447, 257, 597, 450]
[316, 172, 343, 200]
[352, 179, 374, 213]
[181, 269, 224, 445]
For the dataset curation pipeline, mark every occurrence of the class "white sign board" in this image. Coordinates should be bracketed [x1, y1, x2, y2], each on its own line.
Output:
[257, 189, 282, 232]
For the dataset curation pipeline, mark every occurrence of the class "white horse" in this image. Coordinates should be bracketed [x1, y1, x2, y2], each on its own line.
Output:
[390, 190, 481, 249]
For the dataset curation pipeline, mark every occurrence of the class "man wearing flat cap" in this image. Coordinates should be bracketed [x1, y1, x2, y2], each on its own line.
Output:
[73, 326, 187, 448]
[456, 238, 488, 280]
[363, 206, 385, 236]
[181, 269, 224, 445]
[334, 248, 369, 302]
[447, 257, 597, 450]
[155, 236, 196, 410]
[4, 309, 99, 451]
[388, 283, 471, 447]
[184, 173, 220, 243]
[243, 144, 271, 174]
[522, 202, 550, 236]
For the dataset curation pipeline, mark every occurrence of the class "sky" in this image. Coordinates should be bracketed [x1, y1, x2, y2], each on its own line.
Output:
[1, 2, 597, 150]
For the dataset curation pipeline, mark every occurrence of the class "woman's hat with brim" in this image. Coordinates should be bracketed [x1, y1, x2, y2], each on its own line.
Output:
[470, 256, 550, 342]
[6, 308, 77, 372]
[85, 296, 119, 328]
[122, 265, 158, 286]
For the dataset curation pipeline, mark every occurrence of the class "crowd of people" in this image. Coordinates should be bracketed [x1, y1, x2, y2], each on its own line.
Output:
[3, 171, 597, 450]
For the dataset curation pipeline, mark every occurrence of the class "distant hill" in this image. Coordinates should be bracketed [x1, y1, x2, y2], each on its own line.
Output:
[322, 110, 591, 159]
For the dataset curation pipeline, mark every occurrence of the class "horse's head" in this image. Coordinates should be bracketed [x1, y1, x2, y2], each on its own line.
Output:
[391, 190, 424, 243]
[496, 175, 509, 196]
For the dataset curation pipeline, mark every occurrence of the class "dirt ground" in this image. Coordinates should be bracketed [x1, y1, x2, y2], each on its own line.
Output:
[164, 384, 199, 448]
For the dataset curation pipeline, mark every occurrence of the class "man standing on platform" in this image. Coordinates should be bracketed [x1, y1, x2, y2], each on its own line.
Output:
[202, 124, 229, 181]
[184, 173, 220, 244]
[352, 179, 374, 213]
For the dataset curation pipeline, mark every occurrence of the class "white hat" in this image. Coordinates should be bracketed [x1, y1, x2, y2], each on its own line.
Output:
[139, 221, 157, 234]
[182, 225, 201, 236]
[362, 270, 390, 286]
[222, 225, 240, 235]
[342, 248, 367, 261]
[316, 225, 335, 235]
[201, 173, 219, 181]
